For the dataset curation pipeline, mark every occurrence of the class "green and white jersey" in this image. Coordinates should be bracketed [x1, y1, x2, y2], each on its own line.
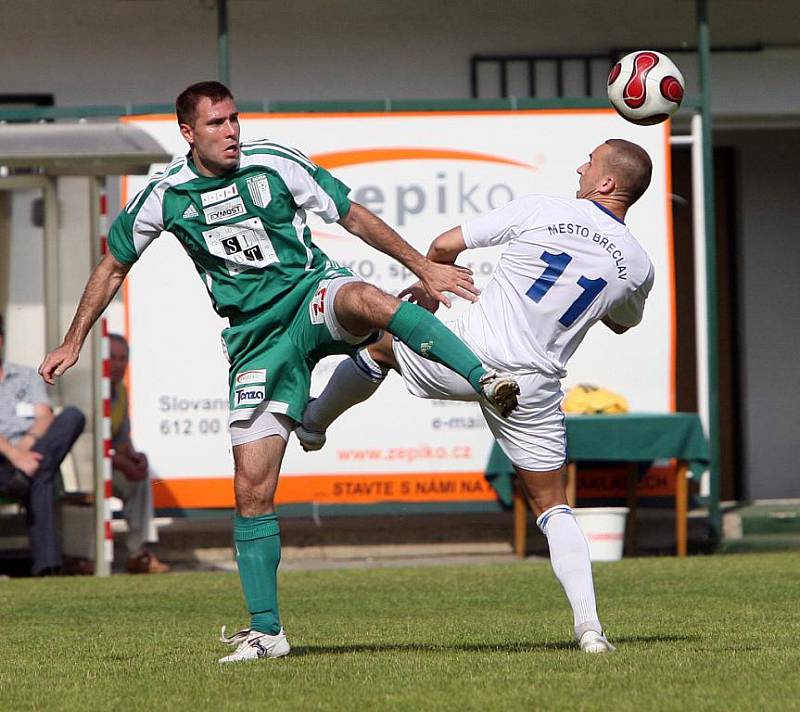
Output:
[108, 140, 351, 320]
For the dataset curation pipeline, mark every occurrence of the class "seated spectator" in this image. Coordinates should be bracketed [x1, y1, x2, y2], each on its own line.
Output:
[0, 312, 85, 576]
[108, 333, 169, 574]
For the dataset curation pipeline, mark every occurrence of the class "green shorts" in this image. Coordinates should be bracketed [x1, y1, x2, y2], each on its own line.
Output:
[222, 266, 376, 425]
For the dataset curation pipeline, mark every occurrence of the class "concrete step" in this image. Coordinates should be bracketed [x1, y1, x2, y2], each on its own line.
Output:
[3, 504, 716, 576]
[143, 507, 711, 564]
[723, 500, 800, 537]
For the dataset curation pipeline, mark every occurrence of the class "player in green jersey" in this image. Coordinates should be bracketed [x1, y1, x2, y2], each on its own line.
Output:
[39, 81, 519, 663]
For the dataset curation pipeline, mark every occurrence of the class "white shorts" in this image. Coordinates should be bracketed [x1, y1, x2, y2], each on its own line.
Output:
[229, 402, 294, 447]
[392, 341, 567, 472]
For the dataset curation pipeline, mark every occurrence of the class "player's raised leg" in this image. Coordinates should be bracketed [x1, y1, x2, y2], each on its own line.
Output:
[219, 417, 292, 663]
[333, 282, 519, 413]
[516, 465, 615, 653]
[297, 333, 396, 451]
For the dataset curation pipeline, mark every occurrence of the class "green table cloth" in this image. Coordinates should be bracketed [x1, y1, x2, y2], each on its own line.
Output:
[486, 412, 710, 507]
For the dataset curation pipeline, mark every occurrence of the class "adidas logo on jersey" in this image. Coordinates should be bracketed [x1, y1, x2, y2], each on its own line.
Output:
[182, 204, 199, 219]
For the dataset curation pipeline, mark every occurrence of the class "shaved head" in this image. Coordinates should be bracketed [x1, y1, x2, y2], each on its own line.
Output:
[602, 139, 653, 206]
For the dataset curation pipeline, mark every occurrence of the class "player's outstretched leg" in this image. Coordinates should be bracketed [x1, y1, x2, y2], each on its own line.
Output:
[386, 301, 518, 415]
[296, 347, 388, 452]
[519, 465, 615, 653]
[332, 284, 519, 417]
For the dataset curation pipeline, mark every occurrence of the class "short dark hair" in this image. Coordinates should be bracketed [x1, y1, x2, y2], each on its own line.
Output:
[108, 332, 129, 353]
[175, 81, 234, 127]
[603, 139, 653, 206]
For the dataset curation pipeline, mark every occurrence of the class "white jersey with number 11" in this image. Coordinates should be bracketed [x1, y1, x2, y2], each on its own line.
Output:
[457, 195, 655, 378]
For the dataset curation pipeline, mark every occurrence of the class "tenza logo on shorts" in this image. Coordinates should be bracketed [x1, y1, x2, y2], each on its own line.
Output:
[235, 387, 265, 406]
[235, 369, 266, 386]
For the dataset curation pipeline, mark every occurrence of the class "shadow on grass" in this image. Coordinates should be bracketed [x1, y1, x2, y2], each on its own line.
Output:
[292, 634, 697, 656]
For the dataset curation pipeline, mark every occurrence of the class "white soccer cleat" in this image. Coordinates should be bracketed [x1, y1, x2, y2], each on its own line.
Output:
[479, 370, 520, 417]
[295, 424, 327, 452]
[217, 626, 291, 663]
[579, 630, 617, 654]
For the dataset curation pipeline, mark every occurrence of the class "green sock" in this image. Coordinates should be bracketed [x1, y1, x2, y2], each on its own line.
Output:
[234, 513, 282, 635]
[387, 301, 486, 393]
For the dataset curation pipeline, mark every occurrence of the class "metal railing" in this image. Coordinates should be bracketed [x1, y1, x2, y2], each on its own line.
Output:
[470, 44, 763, 100]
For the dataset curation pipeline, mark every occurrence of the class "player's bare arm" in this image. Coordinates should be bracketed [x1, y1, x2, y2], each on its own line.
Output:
[39, 253, 132, 384]
[338, 202, 478, 308]
[398, 226, 469, 312]
[601, 315, 630, 335]
[427, 226, 468, 264]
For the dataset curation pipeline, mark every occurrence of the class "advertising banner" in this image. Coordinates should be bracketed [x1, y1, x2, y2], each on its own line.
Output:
[120, 110, 672, 508]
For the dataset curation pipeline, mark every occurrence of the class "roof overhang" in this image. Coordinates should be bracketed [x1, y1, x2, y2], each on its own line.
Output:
[0, 123, 170, 175]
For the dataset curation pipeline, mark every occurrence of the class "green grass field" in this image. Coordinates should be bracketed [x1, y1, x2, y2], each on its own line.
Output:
[1, 552, 798, 711]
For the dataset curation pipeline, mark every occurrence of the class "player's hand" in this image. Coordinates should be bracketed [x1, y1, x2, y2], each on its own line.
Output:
[417, 261, 479, 309]
[9, 448, 43, 477]
[398, 281, 441, 313]
[39, 344, 80, 385]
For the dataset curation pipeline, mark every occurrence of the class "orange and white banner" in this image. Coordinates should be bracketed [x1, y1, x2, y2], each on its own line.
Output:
[119, 111, 673, 508]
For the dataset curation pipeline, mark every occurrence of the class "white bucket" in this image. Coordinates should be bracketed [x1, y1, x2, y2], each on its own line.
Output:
[573, 507, 629, 562]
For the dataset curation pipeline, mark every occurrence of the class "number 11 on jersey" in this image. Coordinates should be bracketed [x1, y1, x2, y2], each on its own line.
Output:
[526, 250, 607, 328]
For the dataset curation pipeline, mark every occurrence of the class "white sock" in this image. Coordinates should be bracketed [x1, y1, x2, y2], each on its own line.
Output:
[303, 350, 387, 432]
[536, 504, 603, 640]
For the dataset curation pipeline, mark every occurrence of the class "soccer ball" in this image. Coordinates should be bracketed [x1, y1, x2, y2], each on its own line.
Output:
[607, 51, 685, 126]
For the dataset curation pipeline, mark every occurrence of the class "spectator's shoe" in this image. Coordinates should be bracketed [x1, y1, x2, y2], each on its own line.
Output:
[218, 626, 291, 663]
[295, 398, 327, 452]
[63, 557, 94, 576]
[579, 630, 616, 653]
[126, 551, 170, 574]
[34, 565, 63, 577]
[0, 468, 31, 499]
[479, 370, 520, 417]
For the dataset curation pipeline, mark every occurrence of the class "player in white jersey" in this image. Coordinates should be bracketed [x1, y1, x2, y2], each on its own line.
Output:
[298, 138, 655, 654]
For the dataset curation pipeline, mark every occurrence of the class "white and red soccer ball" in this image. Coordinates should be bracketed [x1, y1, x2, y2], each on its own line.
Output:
[607, 51, 685, 126]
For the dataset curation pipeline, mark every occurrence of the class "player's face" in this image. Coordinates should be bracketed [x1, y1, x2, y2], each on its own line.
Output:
[180, 96, 240, 177]
[109, 339, 129, 386]
[575, 144, 609, 199]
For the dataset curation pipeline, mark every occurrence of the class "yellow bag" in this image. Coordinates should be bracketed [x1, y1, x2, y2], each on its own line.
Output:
[563, 384, 629, 414]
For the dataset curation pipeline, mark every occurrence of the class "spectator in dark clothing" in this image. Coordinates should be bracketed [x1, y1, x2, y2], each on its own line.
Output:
[0, 312, 85, 575]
